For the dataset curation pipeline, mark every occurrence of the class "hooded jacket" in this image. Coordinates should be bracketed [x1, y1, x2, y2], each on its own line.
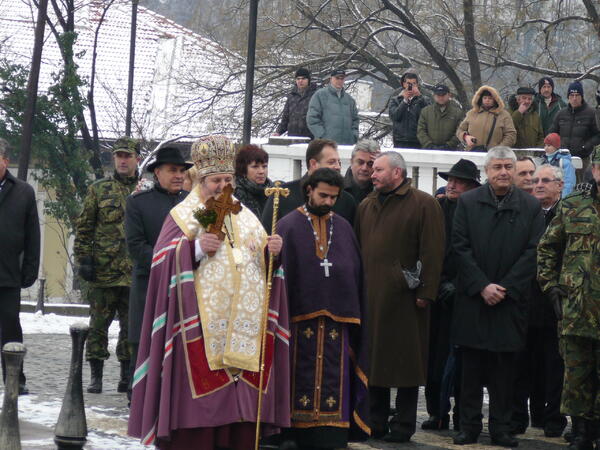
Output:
[508, 95, 544, 148]
[456, 85, 517, 150]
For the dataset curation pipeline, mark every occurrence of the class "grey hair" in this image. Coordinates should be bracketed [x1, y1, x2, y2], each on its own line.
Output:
[484, 146, 516, 168]
[351, 139, 380, 160]
[0, 138, 9, 159]
[535, 164, 564, 182]
[377, 151, 407, 173]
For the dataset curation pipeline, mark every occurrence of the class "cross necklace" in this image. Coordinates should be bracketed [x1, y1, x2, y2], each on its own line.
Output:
[302, 205, 334, 277]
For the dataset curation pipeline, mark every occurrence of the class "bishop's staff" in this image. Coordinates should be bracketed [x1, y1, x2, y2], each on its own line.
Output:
[255, 182, 289, 450]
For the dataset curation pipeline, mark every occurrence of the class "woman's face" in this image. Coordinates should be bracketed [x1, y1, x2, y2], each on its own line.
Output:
[246, 161, 268, 185]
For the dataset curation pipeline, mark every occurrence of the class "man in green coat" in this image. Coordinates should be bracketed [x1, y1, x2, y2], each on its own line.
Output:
[417, 84, 464, 150]
[509, 87, 544, 148]
[74, 137, 140, 394]
[537, 145, 600, 449]
[307, 68, 359, 145]
[535, 77, 567, 135]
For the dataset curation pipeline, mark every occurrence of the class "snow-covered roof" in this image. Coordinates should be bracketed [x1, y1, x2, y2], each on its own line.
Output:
[0, 0, 242, 140]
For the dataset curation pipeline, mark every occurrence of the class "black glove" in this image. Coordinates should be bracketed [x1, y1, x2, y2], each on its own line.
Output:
[78, 256, 96, 282]
[548, 286, 566, 320]
[438, 281, 456, 308]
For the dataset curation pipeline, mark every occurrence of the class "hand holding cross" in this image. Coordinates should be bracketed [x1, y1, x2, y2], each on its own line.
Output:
[204, 183, 242, 257]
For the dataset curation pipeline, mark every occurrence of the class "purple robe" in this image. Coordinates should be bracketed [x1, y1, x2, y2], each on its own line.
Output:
[277, 209, 370, 441]
[128, 215, 291, 446]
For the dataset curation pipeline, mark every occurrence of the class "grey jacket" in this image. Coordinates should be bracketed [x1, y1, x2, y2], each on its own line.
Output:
[307, 85, 359, 145]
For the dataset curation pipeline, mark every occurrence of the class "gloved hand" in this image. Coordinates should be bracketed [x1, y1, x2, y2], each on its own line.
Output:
[78, 256, 96, 282]
[548, 286, 566, 320]
[438, 281, 456, 308]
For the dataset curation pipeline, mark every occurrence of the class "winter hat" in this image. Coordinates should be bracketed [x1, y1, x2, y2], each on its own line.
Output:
[538, 77, 554, 92]
[544, 133, 560, 150]
[516, 86, 535, 96]
[295, 68, 311, 80]
[567, 81, 584, 97]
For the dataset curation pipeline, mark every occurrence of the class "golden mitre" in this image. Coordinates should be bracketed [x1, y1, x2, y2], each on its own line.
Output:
[191, 135, 235, 178]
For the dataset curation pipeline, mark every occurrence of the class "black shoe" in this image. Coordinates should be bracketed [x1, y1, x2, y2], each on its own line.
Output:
[545, 428, 565, 438]
[117, 360, 130, 393]
[87, 359, 103, 394]
[509, 424, 527, 435]
[491, 432, 519, 448]
[18, 383, 29, 396]
[383, 431, 411, 443]
[371, 425, 389, 439]
[453, 431, 479, 445]
[422, 415, 450, 430]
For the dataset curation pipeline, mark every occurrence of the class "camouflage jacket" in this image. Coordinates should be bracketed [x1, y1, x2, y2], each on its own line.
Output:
[74, 171, 138, 287]
[537, 183, 600, 339]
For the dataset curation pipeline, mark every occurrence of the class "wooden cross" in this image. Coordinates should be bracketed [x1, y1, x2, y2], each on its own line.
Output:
[320, 258, 333, 277]
[205, 183, 242, 256]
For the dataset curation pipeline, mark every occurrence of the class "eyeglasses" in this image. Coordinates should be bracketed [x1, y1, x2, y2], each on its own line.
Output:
[532, 177, 558, 184]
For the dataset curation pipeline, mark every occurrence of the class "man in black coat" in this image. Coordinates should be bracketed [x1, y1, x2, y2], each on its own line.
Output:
[0, 139, 40, 395]
[274, 68, 317, 139]
[389, 72, 429, 148]
[261, 139, 356, 233]
[125, 147, 191, 396]
[423, 159, 480, 432]
[343, 138, 379, 205]
[451, 146, 545, 448]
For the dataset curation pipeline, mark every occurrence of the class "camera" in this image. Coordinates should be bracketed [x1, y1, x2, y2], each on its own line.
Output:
[407, 82, 413, 91]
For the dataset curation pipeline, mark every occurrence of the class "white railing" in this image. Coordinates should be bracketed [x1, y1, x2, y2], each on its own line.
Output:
[263, 142, 582, 196]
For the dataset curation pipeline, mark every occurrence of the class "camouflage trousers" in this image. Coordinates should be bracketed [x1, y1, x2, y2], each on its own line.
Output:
[561, 335, 600, 420]
[85, 286, 130, 362]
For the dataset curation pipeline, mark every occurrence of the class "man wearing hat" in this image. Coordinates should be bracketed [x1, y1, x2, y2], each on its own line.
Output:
[535, 77, 566, 135]
[417, 84, 464, 150]
[128, 135, 291, 448]
[274, 68, 317, 139]
[538, 145, 600, 449]
[549, 80, 600, 171]
[509, 87, 544, 148]
[74, 136, 141, 394]
[124, 146, 191, 398]
[389, 72, 430, 148]
[423, 159, 480, 431]
[307, 68, 359, 145]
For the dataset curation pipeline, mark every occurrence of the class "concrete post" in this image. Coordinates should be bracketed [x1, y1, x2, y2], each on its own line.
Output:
[0, 342, 26, 450]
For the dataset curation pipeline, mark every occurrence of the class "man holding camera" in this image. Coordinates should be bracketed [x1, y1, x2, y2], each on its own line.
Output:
[389, 72, 429, 149]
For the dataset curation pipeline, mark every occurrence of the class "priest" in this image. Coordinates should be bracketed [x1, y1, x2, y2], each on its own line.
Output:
[128, 135, 291, 449]
[276, 168, 370, 449]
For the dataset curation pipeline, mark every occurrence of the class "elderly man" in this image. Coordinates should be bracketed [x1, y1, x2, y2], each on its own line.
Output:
[274, 68, 317, 139]
[128, 135, 290, 448]
[344, 138, 380, 204]
[451, 147, 544, 447]
[538, 146, 600, 450]
[417, 84, 464, 150]
[423, 159, 480, 431]
[307, 69, 359, 145]
[125, 146, 191, 398]
[511, 165, 567, 437]
[514, 156, 536, 194]
[509, 87, 544, 149]
[355, 151, 444, 442]
[0, 138, 40, 396]
[74, 137, 140, 394]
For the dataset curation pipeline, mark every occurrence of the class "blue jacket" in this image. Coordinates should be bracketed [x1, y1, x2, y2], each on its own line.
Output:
[307, 85, 359, 145]
[541, 150, 576, 197]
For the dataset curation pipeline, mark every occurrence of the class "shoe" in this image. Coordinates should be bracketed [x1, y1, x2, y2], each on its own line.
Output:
[117, 360, 130, 393]
[569, 417, 594, 450]
[453, 431, 479, 445]
[18, 383, 29, 396]
[545, 428, 565, 438]
[491, 432, 519, 447]
[383, 431, 411, 443]
[509, 423, 527, 435]
[87, 359, 103, 394]
[371, 425, 389, 439]
[422, 415, 450, 430]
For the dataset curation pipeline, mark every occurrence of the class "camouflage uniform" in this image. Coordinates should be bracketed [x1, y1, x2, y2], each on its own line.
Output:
[74, 139, 139, 362]
[537, 147, 600, 422]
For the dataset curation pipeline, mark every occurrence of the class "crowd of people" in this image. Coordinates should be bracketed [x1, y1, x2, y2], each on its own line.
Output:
[0, 69, 599, 450]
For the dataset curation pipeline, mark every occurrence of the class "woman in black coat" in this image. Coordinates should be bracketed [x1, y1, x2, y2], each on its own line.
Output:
[234, 145, 273, 218]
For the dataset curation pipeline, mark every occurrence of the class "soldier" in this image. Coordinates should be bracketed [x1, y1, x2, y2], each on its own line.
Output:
[538, 145, 600, 450]
[74, 137, 140, 394]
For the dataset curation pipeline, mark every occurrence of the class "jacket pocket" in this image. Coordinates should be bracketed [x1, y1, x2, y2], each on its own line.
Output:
[98, 197, 124, 224]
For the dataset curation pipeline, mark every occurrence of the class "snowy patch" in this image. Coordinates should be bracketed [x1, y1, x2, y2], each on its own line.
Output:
[21, 312, 120, 337]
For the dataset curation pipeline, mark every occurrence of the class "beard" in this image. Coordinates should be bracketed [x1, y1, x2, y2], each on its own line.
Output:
[306, 201, 332, 216]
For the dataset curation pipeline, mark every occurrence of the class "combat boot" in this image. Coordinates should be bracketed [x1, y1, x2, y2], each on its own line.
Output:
[87, 359, 103, 394]
[569, 417, 593, 450]
[117, 360, 130, 393]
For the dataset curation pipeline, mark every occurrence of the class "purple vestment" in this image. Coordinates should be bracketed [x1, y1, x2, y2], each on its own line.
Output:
[128, 215, 291, 446]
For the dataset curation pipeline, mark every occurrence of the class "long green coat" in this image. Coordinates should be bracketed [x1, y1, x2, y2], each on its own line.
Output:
[355, 181, 445, 387]
[508, 95, 544, 148]
[417, 101, 464, 149]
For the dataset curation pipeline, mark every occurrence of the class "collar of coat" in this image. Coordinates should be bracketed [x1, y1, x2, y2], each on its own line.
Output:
[477, 183, 521, 211]
[365, 177, 412, 200]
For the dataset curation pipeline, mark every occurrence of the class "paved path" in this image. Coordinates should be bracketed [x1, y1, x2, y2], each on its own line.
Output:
[2, 333, 570, 449]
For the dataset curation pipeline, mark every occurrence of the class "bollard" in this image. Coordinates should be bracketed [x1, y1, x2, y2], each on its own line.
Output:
[54, 323, 89, 450]
[36, 277, 46, 314]
[0, 342, 26, 450]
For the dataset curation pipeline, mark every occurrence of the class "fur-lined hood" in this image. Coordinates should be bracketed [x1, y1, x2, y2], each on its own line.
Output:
[470, 85, 504, 113]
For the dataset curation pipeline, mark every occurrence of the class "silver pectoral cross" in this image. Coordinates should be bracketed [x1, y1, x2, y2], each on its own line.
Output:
[320, 258, 332, 277]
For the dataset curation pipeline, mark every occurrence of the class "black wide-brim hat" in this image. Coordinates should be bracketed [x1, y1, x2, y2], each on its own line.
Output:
[438, 158, 481, 185]
[147, 146, 194, 172]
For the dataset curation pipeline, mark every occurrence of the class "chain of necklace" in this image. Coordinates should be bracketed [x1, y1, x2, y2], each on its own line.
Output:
[302, 205, 333, 258]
